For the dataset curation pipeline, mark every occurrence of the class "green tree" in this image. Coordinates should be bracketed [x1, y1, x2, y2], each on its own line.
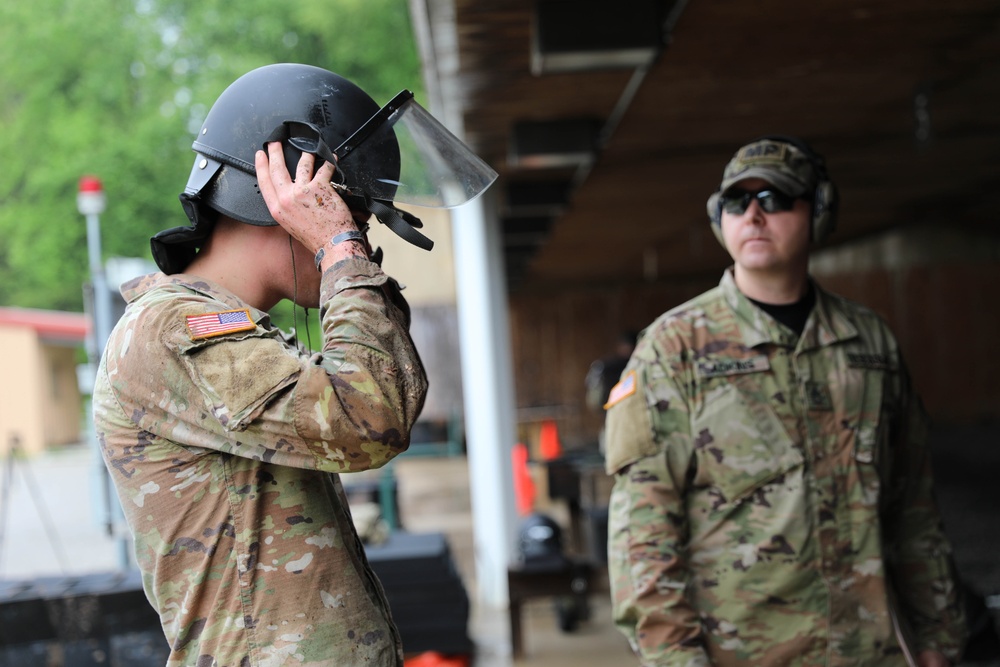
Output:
[0, 0, 422, 311]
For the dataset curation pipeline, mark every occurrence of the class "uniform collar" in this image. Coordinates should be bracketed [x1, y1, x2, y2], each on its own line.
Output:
[120, 272, 273, 325]
[720, 268, 858, 351]
[801, 281, 859, 351]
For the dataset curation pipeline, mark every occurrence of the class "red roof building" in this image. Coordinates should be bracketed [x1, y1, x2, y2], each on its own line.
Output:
[0, 307, 90, 455]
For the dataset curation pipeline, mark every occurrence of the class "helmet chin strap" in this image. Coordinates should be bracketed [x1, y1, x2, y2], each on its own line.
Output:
[287, 235, 313, 352]
[341, 191, 434, 251]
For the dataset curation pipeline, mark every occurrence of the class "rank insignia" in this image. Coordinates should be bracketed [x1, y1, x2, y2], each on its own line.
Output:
[805, 381, 833, 411]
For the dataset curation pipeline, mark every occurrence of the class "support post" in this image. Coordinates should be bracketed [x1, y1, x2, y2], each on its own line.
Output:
[451, 191, 518, 607]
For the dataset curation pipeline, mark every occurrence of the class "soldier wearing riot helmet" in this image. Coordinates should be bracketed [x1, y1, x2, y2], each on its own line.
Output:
[604, 136, 966, 665]
[93, 63, 494, 666]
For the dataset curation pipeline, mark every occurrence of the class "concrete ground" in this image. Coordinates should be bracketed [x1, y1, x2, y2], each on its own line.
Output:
[392, 456, 632, 666]
[1, 428, 997, 666]
[0, 442, 129, 579]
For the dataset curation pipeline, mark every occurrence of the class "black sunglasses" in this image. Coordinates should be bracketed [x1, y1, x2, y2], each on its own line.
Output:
[720, 188, 799, 215]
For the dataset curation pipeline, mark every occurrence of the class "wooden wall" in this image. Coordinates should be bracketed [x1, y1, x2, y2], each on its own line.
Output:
[507, 226, 1000, 453]
[508, 276, 716, 452]
[818, 261, 1000, 421]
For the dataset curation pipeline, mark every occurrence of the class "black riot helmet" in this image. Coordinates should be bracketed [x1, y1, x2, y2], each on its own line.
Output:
[152, 63, 497, 274]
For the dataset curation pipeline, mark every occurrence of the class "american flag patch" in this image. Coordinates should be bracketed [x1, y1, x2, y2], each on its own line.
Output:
[604, 370, 637, 409]
[185, 309, 256, 340]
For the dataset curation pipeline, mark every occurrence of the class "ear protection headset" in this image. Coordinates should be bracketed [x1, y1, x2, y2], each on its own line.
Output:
[706, 135, 839, 248]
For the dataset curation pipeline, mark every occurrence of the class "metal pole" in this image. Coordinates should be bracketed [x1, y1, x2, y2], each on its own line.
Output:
[85, 211, 113, 356]
[79, 177, 131, 571]
[451, 190, 518, 608]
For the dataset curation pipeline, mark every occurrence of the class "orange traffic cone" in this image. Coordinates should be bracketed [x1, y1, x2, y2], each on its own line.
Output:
[511, 442, 536, 516]
[404, 652, 470, 667]
[538, 419, 563, 460]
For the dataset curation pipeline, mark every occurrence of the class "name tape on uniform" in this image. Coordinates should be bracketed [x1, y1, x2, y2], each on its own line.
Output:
[846, 353, 894, 371]
[697, 355, 770, 378]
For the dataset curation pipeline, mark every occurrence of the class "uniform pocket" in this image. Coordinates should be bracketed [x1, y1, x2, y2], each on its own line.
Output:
[692, 379, 802, 507]
[178, 334, 303, 431]
[851, 368, 889, 507]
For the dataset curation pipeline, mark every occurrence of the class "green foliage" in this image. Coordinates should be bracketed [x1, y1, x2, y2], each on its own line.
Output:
[0, 0, 421, 312]
[269, 300, 324, 353]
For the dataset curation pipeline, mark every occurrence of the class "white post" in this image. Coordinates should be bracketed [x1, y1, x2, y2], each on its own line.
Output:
[451, 191, 518, 607]
[78, 176, 131, 571]
[78, 177, 112, 357]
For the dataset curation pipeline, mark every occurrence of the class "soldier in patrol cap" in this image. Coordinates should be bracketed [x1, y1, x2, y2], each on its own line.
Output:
[604, 136, 967, 666]
[92, 63, 493, 666]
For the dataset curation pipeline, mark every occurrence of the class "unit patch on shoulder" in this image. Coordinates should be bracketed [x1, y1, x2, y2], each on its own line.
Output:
[604, 370, 637, 410]
[186, 309, 256, 340]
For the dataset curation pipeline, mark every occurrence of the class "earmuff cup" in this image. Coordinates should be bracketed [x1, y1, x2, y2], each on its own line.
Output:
[810, 179, 838, 243]
[706, 190, 725, 246]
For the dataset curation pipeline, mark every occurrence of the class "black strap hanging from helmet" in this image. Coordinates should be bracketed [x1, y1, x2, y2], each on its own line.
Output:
[364, 196, 434, 251]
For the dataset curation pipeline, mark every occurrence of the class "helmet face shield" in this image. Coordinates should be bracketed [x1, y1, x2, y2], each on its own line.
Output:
[335, 91, 498, 209]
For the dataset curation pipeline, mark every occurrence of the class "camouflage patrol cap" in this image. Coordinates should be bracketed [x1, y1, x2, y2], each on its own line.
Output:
[719, 137, 818, 197]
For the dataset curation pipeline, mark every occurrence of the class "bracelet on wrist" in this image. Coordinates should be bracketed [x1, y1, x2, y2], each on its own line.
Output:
[314, 228, 369, 271]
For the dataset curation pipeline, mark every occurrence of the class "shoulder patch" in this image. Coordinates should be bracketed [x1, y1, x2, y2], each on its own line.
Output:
[185, 309, 256, 340]
[604, 370, 636, 409]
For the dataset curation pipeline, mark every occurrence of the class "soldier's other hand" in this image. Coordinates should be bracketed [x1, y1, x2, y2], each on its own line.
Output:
[255, 143, 358, 255]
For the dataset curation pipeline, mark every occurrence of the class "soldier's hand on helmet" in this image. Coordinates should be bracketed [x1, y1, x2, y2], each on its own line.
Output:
[256, 142, 369, 267]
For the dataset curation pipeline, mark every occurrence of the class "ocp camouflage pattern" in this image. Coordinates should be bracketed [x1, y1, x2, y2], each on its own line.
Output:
[93, 257, 428, 666]
[604, 269, 966, 666]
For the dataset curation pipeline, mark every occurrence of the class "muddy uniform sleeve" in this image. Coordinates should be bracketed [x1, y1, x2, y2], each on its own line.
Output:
[604, 336, 712, 667]
[882, 358, 967, 661]
[152, 257, 427, 472]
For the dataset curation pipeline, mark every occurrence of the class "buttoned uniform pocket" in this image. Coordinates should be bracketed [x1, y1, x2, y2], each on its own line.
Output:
[850, 367, 891, 508]
[691, 378, 803, 508]
[175, 329, 303, 432]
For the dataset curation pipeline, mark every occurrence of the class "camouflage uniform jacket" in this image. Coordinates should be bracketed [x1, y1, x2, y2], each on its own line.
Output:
[604, 269, 966, 666]
[93, 257, 428, 667]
